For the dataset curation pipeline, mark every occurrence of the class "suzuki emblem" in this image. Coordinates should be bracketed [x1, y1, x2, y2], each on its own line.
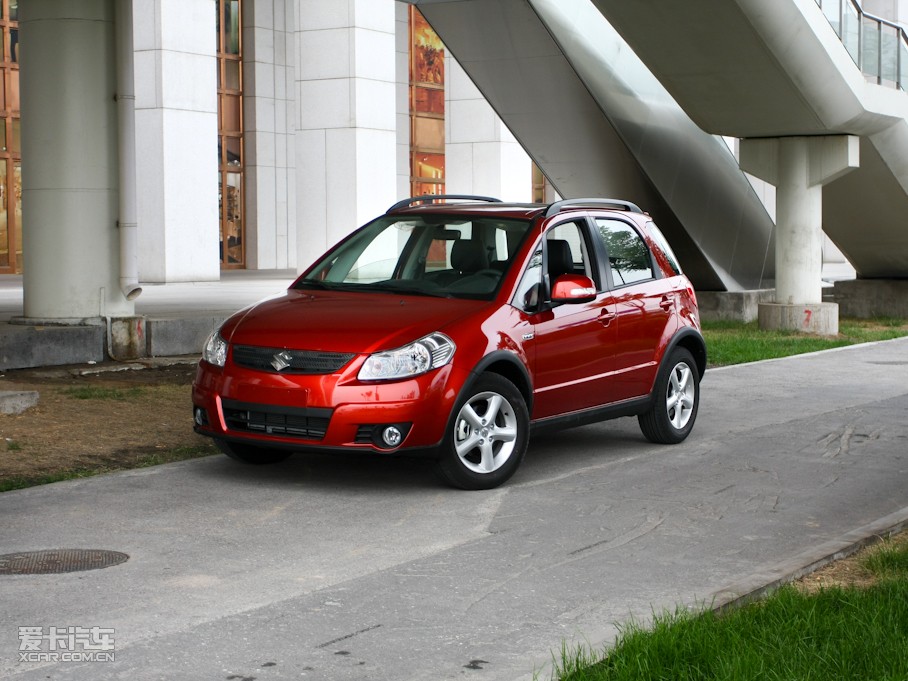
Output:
[271, 350, 293, 372]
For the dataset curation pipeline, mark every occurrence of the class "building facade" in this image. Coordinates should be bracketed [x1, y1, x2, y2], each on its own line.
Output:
[131, 0, 534, 283]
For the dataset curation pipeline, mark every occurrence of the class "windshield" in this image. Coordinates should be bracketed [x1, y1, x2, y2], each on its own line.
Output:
[296, 215, 534, 300]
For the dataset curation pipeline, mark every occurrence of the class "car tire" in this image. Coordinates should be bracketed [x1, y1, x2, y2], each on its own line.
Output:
[436, 373, 529, 490]
[215, 439, 292, 465]
[638, 347, 700, 445]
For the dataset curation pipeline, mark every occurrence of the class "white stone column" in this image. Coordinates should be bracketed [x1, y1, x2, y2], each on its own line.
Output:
[19, 0, 133, 320]
[740, 135, 859, 335]
[244, 0, 296, 270]
[445, 57, 532, 202]
[293, 0, 397, 272]
[134, 0, 219, 282]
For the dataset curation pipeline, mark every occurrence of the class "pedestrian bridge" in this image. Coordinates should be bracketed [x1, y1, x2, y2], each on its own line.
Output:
[411, 0, 908, 293]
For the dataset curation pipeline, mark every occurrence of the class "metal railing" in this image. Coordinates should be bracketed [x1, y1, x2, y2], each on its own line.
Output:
[816, 0, 908, 90]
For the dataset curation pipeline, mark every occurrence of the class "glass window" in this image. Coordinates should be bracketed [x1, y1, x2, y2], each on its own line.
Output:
[12, 159, 19, 260]
[6, 68, 17, 111]
[646, 221, 682, 276]
[513, 247, 542, 312]
[0, 160, 7, 267]
[225, 0, 240, 55]
[862, 16, 881, 81]
[409, 7, 445, 196]
[225, 60, 241, 91]
[595, 219, 654, 286]
[301, 217, 533, 301]
[217, 0, 244, 268]
[546, 221, 592, 280]
[0, 2, 19, 273]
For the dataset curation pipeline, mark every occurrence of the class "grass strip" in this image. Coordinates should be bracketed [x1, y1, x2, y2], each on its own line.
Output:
[554, 532, 908, 681]
[59, 386, 147, 400]
[0, 444, 215, 493]
[702, 317, 908, 367]
[557, 581, 908, 681]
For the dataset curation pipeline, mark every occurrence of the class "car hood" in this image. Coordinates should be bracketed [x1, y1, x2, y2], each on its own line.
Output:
[222, 289, 489, 354]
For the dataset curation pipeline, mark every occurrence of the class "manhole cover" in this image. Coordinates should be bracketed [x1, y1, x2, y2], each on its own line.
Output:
[0, 549, 129, 575]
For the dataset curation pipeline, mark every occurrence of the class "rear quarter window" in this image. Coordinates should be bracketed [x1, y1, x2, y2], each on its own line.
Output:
[646, 221, 682, 276]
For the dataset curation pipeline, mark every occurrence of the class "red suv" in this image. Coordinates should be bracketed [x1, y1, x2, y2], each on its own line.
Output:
[193, 196, 705, 489]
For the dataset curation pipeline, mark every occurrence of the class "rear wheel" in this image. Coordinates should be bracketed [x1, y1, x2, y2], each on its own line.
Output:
[215, 439, 292, 465]
[436, 374, 529, 490]
[638, 347, 700, 444]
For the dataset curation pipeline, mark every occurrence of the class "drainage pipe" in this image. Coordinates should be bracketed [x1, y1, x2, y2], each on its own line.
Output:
[115, 0, 142, 301]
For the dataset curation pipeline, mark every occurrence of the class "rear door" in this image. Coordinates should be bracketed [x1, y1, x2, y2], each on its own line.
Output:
[592, 217, 677, 401]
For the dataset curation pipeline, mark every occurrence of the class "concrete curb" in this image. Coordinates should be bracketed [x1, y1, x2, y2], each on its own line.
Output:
[709, 506, 908, 612]
[0, 390, 39, 415]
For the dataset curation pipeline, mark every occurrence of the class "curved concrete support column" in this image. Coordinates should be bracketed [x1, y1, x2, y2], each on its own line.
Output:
[741, 135, 858, 335]
[19, 0, 132, 321]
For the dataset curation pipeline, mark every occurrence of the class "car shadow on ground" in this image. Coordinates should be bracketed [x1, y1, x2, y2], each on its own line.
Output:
[194, 416, 655, 492]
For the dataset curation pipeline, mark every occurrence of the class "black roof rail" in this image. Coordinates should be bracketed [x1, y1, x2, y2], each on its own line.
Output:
[387, 194, 503, 213]
[544, 198, 643, 217]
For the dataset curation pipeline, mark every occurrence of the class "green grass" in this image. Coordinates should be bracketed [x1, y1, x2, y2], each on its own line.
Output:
[555, 582, 908, 681]
[552, 535, 908, 680]
[862, 539, 908, 580]
[59, 386, 147, 400]
[0, 444, 215, 493]
[702, 317, 908, 367]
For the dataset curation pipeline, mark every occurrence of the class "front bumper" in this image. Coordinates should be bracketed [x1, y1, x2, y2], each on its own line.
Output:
[191, 358, 461, 454]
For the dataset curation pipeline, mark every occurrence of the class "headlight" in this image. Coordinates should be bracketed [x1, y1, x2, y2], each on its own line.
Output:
[202, 331, 228, 367]
[358, 333, 455, 381]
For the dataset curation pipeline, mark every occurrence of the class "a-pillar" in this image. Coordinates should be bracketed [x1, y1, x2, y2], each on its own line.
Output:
[19, 0, 134, 321]
[293, 0, 397, 271]
[740, 135, 858, 336]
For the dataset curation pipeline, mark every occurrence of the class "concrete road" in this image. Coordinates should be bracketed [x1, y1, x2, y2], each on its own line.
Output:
[1, 339, 907, 680]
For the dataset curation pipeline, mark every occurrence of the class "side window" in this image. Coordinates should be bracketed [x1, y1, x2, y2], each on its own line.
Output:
[546, 221, 592, 281]
[594, 219, 654, 287]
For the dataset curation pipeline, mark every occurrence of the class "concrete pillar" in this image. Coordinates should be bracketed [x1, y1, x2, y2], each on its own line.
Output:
[740, 135, 859, 336]
[134, 0, 219, 282]
[243, 0, 296, 270]
[19, 0, 133, 320]
[445, 58, 532, 201]
[294, 0, 397, 272]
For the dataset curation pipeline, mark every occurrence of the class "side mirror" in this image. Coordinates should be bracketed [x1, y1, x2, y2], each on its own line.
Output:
[551, 274, 597, 304]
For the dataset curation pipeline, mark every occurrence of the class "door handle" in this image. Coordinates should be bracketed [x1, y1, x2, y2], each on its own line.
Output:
[599, 309, 617, 326]
[659, 296, 674, 311]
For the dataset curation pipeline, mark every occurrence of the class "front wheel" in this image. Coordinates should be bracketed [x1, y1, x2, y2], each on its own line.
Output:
[215, 439, 292, 465]
[638, 347, 700, 444]
[436, 374, 529, 490]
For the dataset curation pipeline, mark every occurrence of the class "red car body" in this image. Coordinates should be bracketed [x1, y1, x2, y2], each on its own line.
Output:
[193, 196, 705, 489]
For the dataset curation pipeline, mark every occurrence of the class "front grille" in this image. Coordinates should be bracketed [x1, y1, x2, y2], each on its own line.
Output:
[222, 400, 332, 440]
[232, 345, 355, 374]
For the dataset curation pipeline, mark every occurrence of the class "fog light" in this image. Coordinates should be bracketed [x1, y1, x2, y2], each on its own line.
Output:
[382, 426, 403, 447]
[194, 407, 208, 427]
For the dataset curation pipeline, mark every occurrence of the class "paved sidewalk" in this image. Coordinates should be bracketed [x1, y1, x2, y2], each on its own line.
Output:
[1, 338, 907, 680]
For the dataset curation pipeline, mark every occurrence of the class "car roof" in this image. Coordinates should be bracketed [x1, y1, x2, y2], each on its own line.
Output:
[385, 196, 647, 222]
